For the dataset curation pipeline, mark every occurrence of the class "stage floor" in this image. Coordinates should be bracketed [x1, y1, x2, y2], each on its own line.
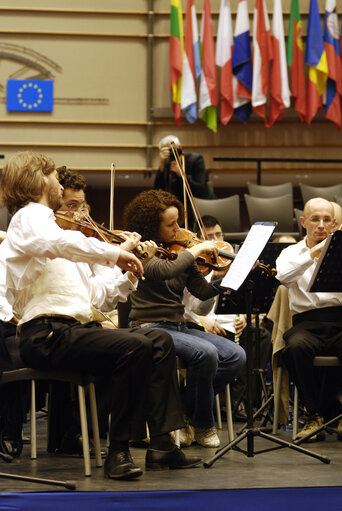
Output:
[0, 417, 341, 493]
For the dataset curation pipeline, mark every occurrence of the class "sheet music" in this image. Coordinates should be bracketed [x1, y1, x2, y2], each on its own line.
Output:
[221, 222, 276, 291]
[307, 231, 341, 293]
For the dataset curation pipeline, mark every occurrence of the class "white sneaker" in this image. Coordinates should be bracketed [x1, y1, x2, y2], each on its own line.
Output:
[194, 427, 220, 448]
[170, 422, 195, 447]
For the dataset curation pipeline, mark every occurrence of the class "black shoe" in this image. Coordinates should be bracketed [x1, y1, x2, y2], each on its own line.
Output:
[145, 445, 202, 471]
[104, 450, 143, 480]
[56, 434, 107, 458]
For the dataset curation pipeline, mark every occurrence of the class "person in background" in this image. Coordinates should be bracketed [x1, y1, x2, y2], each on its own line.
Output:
[276, 197, 342, 441]
[331, 201, 342, 231]
[154, 135, 214, 208]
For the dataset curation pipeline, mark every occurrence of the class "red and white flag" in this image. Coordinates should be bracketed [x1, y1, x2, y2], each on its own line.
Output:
[268, 0, 290, 126]
[215, 0, 234, 125]
[252, 0, 273, 121]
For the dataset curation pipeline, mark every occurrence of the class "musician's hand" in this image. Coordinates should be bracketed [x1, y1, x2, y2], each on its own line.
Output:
[187, 240, 218, 259]
[120, 231, 142, 252]
[159, 147, 170, 171]
[211, 267, 229, 280]
[140, 240, 158, 265]
[310, 239, 327, 260]
[200, 317, 226, 337]
[117, 249, 144, 277]
[234, 315, 246, 335]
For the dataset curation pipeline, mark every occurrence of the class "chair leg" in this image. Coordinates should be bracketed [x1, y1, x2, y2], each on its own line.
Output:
[30, 379, 37, 459]
[272, 366, 283, 434]
[225, 384, 234, 442]
[88, 382, 103, 468]
[78, 385, 91, 477]
[292, 386, 299, 440]
[215, 394, 222, 429]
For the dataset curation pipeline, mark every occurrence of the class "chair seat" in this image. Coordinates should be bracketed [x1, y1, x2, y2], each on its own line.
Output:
[0, 368, 95, 386]
[0, 367, 102, 476]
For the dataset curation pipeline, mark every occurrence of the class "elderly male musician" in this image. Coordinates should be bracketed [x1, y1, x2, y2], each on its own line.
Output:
[0, 151, 202, 480]
[276, 197, 342, 441]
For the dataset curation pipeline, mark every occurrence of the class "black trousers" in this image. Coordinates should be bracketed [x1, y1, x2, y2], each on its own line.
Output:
[19, 317, 184, 443]
[283, 307, 342, 417]
[0, 321, 29, 440]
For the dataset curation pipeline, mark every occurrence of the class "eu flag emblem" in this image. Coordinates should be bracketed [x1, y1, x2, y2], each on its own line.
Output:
[7, 79, 54, 112]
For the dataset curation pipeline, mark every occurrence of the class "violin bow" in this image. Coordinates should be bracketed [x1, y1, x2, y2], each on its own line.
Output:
[109, 162, 115, 231]
[170, 142, 208, 240]
[182, 154, 189, 230]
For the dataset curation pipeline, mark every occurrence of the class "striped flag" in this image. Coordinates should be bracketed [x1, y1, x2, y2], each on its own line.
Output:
[324, 0, 342, 128]
[215, 0, 234, 125]
[199, 0, 218, 132]
[232, 0, 252, 123]
[305, 0, 328, 125]
[169, 0, 184, 126]
[286, 0, 306, 122]
[252, 0, 273, 121]
[181, 0, 201, 123]
[268, 0, 290, 126]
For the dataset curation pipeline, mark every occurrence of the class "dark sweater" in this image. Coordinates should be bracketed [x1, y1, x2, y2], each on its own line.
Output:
[129, 251, 219, 324]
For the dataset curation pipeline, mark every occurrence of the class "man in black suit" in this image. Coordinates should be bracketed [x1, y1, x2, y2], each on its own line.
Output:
[154, 135, 214, 207]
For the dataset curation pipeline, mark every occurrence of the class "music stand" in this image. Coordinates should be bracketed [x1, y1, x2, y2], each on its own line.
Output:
[216, 241, 294, 425]
[204, 230, 330, 468]
[291, 231, 342, 444]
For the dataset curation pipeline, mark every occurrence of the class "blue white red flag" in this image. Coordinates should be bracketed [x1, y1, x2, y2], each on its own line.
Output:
[232, 0, 252, 122]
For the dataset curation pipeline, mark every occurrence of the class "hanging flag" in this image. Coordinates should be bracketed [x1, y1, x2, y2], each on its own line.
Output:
[268, 0, 290, 126]
[286, 0, 306, 122]
[252, 0, 273, 122]
[215, 0, 233, 125]
[305, 0, 328, 125]
[232, 0, 253, 123]
[7, 80, 54, 112]
[181, 0, 201, 123]
[199, 0, 218, 132]
[324, 0, 342, 128]
[169, 0, 184, 126]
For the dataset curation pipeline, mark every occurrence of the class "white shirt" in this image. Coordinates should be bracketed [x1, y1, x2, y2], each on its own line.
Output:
[183, 271, 236, 333]
[276, 238, 342, 314]
[0, 240, 13, 321]
[4, 202, 128, 324]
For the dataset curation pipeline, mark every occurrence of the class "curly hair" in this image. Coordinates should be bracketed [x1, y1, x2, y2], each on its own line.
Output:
[124, 189, 184, 242]
[57, 166, 86, 191]
[0, 151, 55, 215]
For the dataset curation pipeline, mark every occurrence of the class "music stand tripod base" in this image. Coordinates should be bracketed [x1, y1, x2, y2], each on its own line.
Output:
[204, 278, 330, 468]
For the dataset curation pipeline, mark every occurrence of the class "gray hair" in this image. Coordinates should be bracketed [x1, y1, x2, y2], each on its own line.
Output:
[158, 135, 181, 150]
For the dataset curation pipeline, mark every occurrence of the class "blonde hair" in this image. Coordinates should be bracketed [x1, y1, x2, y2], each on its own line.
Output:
[0, 151, 55, 214]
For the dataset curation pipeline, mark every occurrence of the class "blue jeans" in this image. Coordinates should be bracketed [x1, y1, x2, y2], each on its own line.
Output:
[134, 322, 246, 428]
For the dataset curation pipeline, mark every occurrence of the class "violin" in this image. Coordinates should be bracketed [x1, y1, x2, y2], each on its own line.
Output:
[55, 211, 175, 261]
[163, 228, 236, 271]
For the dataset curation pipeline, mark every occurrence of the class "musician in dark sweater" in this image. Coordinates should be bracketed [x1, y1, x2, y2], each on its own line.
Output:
[125, 190, 246, 448]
